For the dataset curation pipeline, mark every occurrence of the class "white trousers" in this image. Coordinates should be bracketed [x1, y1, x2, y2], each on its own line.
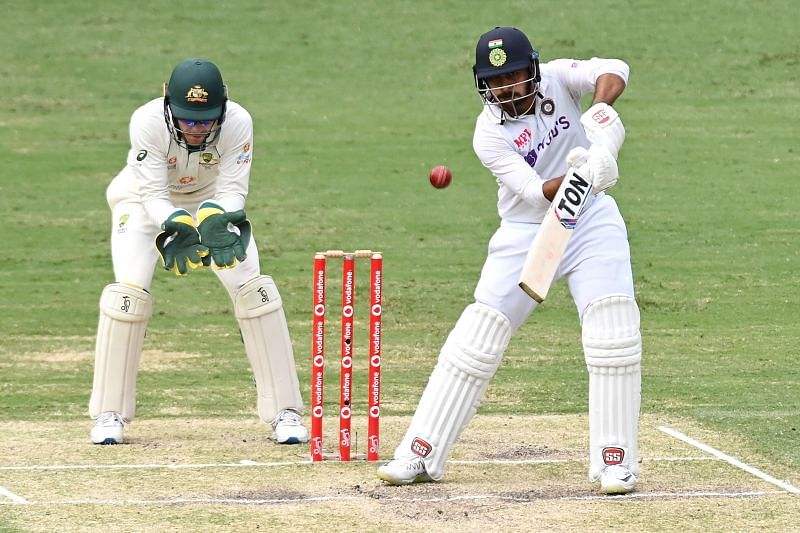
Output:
[474, 194, 634, 330]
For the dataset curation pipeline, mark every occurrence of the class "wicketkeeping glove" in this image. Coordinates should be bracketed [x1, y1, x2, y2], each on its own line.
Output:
[155, 210, 210, 276]
[197, 201, 252, 268]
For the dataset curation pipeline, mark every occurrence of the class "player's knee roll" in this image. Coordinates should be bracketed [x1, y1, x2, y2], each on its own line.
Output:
[234, 275, 283, 318]
[99, 283, 154, 322]
[440, 302, 512, 378]
[581, 294, 641, 367]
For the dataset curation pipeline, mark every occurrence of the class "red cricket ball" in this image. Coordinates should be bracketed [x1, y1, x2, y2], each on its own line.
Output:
[429, 165, 452, 189]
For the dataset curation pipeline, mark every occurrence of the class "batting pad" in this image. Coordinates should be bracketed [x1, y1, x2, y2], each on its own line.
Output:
[582, 294, 641, 480]
[89, 283, 154, 422]
[234, 275, 303, 422]
[395, 302, 512, 480]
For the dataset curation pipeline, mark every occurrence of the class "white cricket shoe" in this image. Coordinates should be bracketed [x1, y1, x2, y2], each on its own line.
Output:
[91, 412, 125, 445]
[377, 456, 433, 485]
[271, 409, 309, 444]
[599, 465, 637, 494]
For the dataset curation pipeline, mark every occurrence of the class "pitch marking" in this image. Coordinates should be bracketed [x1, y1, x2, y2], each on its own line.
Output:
[0, 487, 27, 504]
[0, 490, 786, 507]
[0, 456, 712, 472]
[658, 426, 800, 495]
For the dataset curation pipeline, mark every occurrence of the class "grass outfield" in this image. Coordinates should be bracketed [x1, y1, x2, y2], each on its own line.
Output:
[1, 0, 799, 530]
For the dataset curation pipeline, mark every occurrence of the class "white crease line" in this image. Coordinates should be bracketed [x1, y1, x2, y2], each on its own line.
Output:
[0, 456, 713, 472]
[0, 486, 28, 504]
[658, 426, 800, 495]
[0, 461, 305, 471]
[0, 490, 786, 507]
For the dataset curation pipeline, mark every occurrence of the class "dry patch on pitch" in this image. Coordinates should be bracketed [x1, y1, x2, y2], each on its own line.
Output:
[1, 415, 798, 532]
[15, 348, 204, 368]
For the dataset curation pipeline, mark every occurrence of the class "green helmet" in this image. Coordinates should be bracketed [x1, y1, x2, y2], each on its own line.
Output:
[163, 58, 227, 149]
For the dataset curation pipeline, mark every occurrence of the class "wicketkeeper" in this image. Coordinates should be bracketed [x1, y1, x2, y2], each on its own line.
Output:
[378, 27, 641, 494]
[89, 58, 308, 446]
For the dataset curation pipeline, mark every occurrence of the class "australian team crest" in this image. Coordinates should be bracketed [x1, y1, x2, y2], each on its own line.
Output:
[199, 152, 217, 168]
[117, 214, 129, 234]
[185, 85, 208, 103]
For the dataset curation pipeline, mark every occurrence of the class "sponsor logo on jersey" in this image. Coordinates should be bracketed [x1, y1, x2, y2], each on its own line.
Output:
[236, 152, 251, 165]
[178, 175, 196, 185]
[167, 156, 177, 170]
[522, 115, 571, 167]
[242, 143, 250, 153]
[136, 150, 148, 161]
[602, 447, 625, 465]
[513, 128, 532, 149]
[540, 98, 555, 116]
[411, 437, 432, 457]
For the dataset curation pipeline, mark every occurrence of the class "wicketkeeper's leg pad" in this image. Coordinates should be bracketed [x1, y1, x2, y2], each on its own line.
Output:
[89, 283, 154, 422]
[234, 275, 303, 423]
[394, 302, 512, 480]
[582, 294, 642, 480]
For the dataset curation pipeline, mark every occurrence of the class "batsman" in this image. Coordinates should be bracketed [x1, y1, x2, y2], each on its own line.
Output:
[89, 58, 308, 446]
[378, 27, 641, 494]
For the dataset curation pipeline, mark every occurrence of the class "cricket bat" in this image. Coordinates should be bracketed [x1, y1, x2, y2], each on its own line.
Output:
[518, 166, 593, 302]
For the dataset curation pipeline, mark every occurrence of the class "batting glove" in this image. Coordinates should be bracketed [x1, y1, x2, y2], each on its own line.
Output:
[155, 210, 210, 276]
[566, 145, 618, 193]
[586, 144, 619, 193]
[197, 201, 251, 268]
[580, 103, 625, 159]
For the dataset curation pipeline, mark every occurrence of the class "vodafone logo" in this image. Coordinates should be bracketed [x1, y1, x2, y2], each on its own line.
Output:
[342, 304, 354, 318]
[314, 304, 325, 316]
[370, 355, 381, 366]
[369, 406, 380, 418]
[311, 436, 322, 454]
[340, 406, 351, 419]
[371, 303, 382, 316]
[312, 406, 323, 418]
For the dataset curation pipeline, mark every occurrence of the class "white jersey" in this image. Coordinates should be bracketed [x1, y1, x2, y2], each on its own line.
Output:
[472, 57, 629, 223]
[106, 97, 254, 225]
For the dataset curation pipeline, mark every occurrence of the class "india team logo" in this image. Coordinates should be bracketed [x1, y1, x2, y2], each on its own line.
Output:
[489, 48, 507, 67]
[540, 98, 555, 116]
